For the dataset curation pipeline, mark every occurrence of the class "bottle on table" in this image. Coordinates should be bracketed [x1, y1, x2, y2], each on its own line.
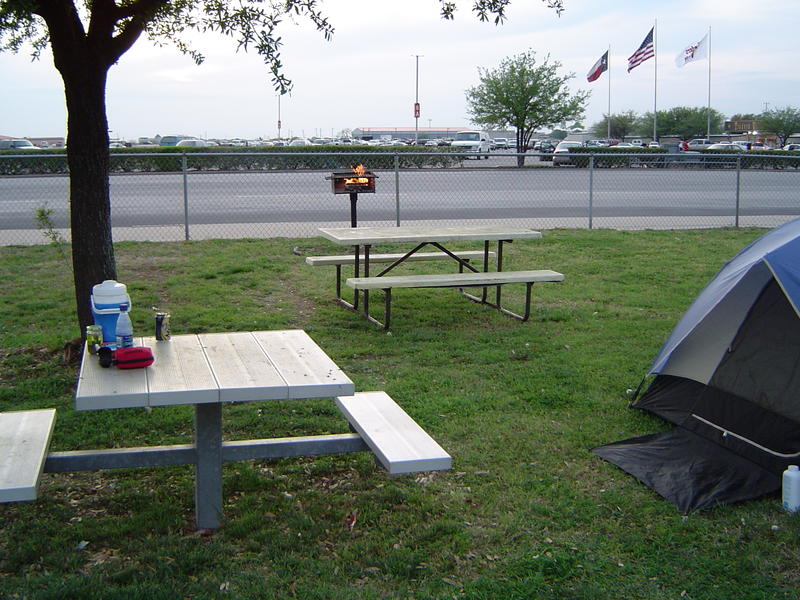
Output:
[115, 303, 134, 348]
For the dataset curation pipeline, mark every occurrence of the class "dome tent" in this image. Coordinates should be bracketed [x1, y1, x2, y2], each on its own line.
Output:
[593, 218, 800, 513]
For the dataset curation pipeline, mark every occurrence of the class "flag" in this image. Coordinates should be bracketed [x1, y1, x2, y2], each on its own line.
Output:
[628, 27, 654, 72]
[675, 32, 709, 68]
[587, 51, 608, 83]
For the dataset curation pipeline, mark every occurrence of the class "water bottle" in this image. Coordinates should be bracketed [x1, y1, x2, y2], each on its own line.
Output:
[783, 465, 800, 513]
[115, 303, 134, 348]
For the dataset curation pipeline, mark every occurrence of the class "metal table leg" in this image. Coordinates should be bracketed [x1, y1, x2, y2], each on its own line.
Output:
[195, 403, 223, 529]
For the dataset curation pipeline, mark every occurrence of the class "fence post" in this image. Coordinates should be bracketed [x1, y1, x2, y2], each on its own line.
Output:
[588, 154, 594, 230]
[735, 156, 741, 228]
[394, 153, 401, 226]
[182, 153, 190, 240]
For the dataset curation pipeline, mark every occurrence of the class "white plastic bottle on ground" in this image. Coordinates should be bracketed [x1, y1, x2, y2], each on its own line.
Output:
[782, 465, 800, 513]
[115, 303, 134, 348]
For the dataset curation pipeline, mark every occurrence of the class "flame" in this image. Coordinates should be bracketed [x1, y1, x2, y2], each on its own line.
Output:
[344, 164, 369, 185]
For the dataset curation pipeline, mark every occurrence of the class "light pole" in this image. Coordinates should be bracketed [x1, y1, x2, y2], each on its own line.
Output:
[413, 54, 423, 144]
[277, 94, 282, 141]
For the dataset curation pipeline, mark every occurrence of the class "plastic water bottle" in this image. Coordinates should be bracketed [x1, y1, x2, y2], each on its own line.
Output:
[783, 465, 800, 513]
[115, 303, 134, 348]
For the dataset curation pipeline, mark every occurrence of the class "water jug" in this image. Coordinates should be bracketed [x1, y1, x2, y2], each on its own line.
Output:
[90, 280, 132, 343]
[783, 465, 800, 513]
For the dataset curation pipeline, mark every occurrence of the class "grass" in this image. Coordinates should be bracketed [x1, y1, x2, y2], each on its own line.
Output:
[1, 228, 799, 599]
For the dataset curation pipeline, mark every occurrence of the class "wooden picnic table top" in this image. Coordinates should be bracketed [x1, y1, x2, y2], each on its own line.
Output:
[317, 225, 543, 246]
[75, 330, 355, 411]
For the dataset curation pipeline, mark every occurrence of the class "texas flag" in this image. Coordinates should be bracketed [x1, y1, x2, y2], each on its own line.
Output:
[675, 33, 709, 68]
[587, 51, 608, 83]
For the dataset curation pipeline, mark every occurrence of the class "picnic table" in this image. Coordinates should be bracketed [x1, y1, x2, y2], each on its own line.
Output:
[0, 330, 451, 529]
[313, 225, 564, 328]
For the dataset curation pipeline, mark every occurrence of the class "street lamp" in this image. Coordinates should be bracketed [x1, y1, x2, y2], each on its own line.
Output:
[277, 94, 282, 141]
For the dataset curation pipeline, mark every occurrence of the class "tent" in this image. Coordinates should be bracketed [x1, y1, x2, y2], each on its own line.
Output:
[593, 218, 800, 513]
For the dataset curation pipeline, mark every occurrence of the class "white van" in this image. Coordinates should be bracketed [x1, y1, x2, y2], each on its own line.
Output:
[451, 130, 491, 158]
[176, 138, 209, 148]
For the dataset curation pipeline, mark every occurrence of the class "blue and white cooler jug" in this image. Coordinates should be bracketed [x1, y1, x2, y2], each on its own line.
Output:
[90, 280, 132, 343]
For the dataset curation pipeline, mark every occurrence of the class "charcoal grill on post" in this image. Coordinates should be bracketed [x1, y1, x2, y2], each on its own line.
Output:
[326, 167, 378, 227]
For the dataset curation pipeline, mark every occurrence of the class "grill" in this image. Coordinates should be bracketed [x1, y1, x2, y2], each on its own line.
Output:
[326, 166, 378, 227]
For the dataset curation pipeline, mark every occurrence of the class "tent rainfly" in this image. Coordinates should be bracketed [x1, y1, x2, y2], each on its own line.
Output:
[593, 218, 800, 513]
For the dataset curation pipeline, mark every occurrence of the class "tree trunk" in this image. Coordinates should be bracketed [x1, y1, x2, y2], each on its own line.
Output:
[515, 128, 527, 167]
[59, 61, 117, 337]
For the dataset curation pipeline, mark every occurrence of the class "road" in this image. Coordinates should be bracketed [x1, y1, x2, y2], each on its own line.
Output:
[3, 166, 799, 236]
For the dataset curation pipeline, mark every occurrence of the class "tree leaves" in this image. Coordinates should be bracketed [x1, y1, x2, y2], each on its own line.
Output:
[465, 49, 589, 155]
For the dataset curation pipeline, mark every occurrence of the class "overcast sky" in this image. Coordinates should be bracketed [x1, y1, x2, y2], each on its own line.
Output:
[1, 0, 798, 141]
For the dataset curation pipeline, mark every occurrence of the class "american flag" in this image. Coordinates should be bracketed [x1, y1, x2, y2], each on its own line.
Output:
[628, 27, 654, 72]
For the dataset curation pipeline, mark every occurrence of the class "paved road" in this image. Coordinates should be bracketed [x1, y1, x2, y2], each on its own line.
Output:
[3, 165, 799, 233]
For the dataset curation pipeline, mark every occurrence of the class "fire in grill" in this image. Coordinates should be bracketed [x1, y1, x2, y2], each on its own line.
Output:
[326, 164, 378, 227]
[328, 164, 377, 194]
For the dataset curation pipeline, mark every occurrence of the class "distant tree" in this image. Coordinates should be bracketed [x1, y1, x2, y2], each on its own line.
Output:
[635, 106, 724, 140]
[0, 0, 566, 336]
[592, 110, 639, 140]
[466, 50, 589, 166]
[759, 106, 800, 148]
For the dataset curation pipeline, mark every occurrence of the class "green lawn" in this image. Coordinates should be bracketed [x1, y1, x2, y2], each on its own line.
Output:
[1, 228, 798, 599]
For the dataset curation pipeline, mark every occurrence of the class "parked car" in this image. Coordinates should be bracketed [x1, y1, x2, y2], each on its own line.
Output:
[537, 140, 556, 161]
[451, 130, 492, 159]
[783, 144, 800, 151]
[0, 139, 41, 150]
[648, 141, 661, 148]
[552, 140, 582, 165]
[176, 138, 210, 148]
[687, 138, 712, 150]
[493, 138, 510, 150]
[159, 135, 188, 146]
[707, 143, 743, 150]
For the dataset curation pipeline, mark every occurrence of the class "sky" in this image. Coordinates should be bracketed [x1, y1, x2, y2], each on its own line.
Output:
[1, 0, 798, 141]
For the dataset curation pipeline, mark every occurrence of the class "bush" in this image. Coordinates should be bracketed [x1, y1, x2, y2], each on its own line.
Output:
[567, 146, 667, 168]
[0, 146, 464, 175]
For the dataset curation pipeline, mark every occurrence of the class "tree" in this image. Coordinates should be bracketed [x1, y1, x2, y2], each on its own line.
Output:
[591, 110, 639, 140]
[465, 50, 589, 166]
[0, 0, 565, 337]
[634, 106, 724, 141]
[759, 106, 800, 148]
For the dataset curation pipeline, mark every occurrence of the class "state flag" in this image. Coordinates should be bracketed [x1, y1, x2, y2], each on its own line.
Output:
[675, 32, 709, 68]
[587, 51, 608, 83]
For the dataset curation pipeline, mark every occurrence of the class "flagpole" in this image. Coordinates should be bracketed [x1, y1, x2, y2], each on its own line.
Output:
[653, 20, 658, 142]
[707, 26, 712, 139]
[607, 45, 612, 141]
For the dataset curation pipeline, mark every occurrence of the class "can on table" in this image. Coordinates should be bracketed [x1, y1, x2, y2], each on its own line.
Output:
[155, 312, 171, 341]
[86, 325, 103, 354]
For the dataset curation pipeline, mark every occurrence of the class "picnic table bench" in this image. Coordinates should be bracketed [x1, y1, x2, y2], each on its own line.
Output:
[0, 331, 452, 530]
[0, 409, 56, 502]
[306, 249, 495, 305]
[346, 269, 565, 329]
[316, 225, 565, 329]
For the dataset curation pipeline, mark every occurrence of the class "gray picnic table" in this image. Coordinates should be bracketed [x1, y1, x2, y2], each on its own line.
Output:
[0, 330, 451, 529]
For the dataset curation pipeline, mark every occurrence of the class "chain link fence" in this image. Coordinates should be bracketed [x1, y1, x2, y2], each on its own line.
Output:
[2, 150, 799, 245]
